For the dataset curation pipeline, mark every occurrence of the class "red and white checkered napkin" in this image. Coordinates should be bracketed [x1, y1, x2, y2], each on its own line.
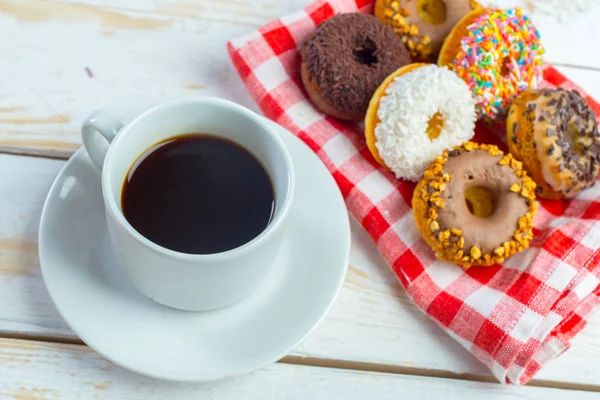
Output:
[227, 0, 600, 384]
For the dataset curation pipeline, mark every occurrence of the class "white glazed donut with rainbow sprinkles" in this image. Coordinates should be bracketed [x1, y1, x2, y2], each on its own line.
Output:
[439, 7, 544, 122]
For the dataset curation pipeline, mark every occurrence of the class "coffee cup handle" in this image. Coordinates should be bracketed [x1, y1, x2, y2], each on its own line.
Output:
[81, 110, 124, 170]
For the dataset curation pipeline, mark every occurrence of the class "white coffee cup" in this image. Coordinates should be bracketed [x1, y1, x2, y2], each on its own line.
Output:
[81, 98, 295, 311]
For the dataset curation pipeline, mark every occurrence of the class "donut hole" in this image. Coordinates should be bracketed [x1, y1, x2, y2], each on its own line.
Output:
[417, 0, 447, 26]
[465, 186, 496, 218]
[426, 112, 445, 140]
[353, 38, 378, 66]
[500, 57, 512, 77]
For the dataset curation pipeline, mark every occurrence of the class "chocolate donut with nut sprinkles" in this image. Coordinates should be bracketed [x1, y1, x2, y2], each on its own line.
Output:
[413, 142, 537, 268]
[508, 88, 600, 199]
[301, 13, 410, 121]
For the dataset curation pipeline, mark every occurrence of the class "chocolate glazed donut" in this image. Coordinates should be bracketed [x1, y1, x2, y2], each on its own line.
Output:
[301, 13, 411, 121]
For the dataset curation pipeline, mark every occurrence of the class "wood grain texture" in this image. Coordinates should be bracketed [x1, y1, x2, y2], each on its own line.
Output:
[1, 0, 600, 392]
[0, 0, 309, 155]
[0, 338, 597, 399]
[0, 152, 598, 388]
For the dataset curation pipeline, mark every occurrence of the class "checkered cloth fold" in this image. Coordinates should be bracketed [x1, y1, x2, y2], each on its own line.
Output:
[227, 0, 600, 384]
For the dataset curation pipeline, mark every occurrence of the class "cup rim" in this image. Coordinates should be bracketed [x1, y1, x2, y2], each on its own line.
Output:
[101, 97, 295, 262]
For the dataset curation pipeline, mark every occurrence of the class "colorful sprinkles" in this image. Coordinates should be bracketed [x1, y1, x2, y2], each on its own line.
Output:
[449, 8, 544, 121]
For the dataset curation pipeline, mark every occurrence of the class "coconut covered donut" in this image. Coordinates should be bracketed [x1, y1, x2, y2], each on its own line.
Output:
[508, 88, 600, 199]
[439, 8, 544, 121]
[365, 63, 476, 181]
[413, 142, 538, 268]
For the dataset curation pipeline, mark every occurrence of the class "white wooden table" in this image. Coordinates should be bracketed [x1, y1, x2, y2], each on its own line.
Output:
[1, 0, 599, 398]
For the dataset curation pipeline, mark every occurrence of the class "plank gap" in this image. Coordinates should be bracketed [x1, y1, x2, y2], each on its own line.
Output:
[0, 147, 73, 160]
[1, 328, 600, 391]
[0, 331, 84, 346]
[280, 355, 600, 392]
[549, 62, 600, 72]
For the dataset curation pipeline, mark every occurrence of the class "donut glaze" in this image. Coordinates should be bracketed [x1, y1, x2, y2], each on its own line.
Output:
[508, 88, 600, 199]
[413, 142, 537, 268]
[301, 13, 410, 121]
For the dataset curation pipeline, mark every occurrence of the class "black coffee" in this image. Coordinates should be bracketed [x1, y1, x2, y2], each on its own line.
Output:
[121, 134, 275, 254]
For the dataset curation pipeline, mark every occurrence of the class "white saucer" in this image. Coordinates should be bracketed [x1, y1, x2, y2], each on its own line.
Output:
[38, 119, 350, 382]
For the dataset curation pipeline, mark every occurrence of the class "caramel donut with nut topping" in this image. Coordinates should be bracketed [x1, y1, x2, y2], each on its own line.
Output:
[413, 142, 537, 268]
[507, 89, 600, 199]
[374, 0, 478, 60]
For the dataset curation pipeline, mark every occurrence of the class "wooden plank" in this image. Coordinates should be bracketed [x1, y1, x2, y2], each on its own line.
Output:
[0, 152, 598, 388]
[0, 0, 599, 154]
[0, 338, 597, 399]
[0, 155, 73, 338]
[0, 0, 308, 154]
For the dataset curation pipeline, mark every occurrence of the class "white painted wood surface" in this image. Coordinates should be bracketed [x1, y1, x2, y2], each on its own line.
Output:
[1, 0, 600, 395]
[0, 338, 598, 399]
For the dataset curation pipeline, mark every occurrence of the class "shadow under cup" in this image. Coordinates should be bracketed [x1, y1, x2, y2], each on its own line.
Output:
[101, 98, 295, 310]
